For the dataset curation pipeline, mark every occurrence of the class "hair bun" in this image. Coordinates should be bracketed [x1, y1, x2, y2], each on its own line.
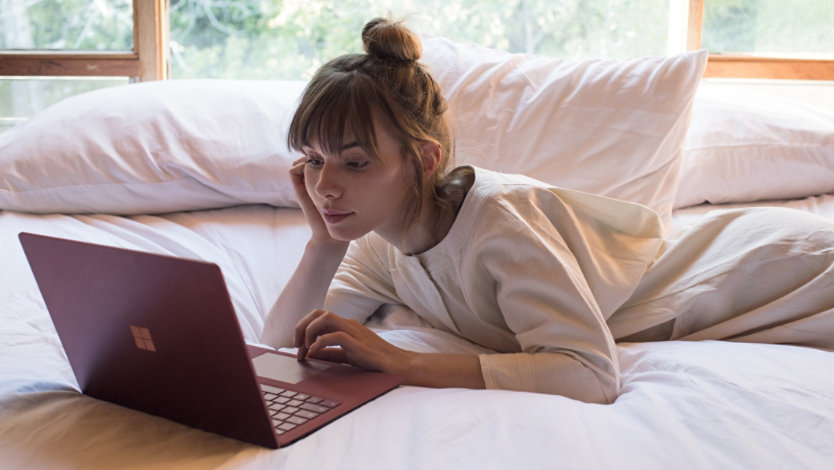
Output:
[362, 17, 422, 63]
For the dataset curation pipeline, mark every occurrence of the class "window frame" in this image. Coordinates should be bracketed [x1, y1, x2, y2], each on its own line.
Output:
[0, 0, 830, 82]
[0, 0, 168, 81]
[687, 0, 834, 80]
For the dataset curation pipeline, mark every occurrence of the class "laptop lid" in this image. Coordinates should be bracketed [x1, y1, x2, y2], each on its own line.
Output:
[19, 232, 404, 448]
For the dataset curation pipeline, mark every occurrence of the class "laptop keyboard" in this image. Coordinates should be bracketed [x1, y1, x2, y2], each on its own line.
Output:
[261, 384, 340, 434]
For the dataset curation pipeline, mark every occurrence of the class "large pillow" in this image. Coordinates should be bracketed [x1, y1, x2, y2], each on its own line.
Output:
[675, 86, 834, 209]
[420, 35, 708, 222]
[0, 79, 306, 214]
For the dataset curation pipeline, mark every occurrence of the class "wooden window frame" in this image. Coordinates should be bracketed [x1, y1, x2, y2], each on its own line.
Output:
[687, 0, 834, 80]
[0, 0, 830, 82]
[0, 0, 168, 81]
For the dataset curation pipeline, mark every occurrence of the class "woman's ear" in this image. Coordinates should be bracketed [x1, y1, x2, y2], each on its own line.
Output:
[420, 141, 442, 175]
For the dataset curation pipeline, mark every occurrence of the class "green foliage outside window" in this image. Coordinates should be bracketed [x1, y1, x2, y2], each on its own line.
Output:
[166, 0, 668, 80]
[701, 0, 834, 56]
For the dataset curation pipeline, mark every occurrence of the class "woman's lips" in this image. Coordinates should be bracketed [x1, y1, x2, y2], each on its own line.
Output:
[322, 210, 353, 224]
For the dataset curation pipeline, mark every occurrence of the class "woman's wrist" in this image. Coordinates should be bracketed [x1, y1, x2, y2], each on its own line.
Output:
[306, 237, 349, 257]
[397, 351, 485, 390]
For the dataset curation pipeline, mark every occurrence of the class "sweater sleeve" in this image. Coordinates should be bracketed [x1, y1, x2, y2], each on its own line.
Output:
[322, 234, 400, 322]
[473, 224, 620, 403]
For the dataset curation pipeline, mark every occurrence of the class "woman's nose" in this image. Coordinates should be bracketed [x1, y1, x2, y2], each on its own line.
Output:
[314, 163, 342, 199]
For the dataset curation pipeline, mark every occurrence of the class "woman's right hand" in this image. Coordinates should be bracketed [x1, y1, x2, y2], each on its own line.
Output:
[290, 157, 333, 242]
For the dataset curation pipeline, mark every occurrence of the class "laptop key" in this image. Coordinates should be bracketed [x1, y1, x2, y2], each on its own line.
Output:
[278, 422, 296, 432]
[287, 415, 308, 425]
[299, 402, 328, 414]
[261, 384, 286, 395]
[295, 409, 319, 420]
[268, 403, 286, 412]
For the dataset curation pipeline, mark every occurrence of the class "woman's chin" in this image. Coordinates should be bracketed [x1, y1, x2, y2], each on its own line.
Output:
[325, 225, 368, 242]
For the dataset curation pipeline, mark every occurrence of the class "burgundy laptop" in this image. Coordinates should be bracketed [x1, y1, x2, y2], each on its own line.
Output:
[19, 232, 404, 448]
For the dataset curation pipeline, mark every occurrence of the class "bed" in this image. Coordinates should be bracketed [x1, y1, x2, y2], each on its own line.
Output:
[1, 35, 833, 469]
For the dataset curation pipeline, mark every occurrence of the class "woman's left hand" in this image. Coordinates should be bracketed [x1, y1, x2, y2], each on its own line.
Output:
[294, 309, 412, 375]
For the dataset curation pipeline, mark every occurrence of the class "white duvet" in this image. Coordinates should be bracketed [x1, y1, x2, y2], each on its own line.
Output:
[2, 203, 833, 469]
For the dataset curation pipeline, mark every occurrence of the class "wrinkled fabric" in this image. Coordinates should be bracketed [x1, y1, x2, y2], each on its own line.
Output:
[325, 167, 664, 402]
[326, 168, 834, 402]
[614, 207, 834, 350]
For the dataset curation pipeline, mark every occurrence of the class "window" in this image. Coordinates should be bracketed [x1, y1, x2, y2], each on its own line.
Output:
[168, 0, 673, 80]
[701, 1, 833, 55]
[163, 0, 833, 81]
[1, 0, 831, 131]
[691, 0, 834, 80]
[0, 0, 167, 131]
[0, 0, 167, 80]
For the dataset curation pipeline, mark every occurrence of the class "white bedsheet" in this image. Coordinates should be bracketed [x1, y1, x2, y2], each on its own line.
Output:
[2, 202, 833, 469]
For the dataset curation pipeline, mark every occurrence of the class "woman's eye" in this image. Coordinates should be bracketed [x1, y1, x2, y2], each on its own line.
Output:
[305, 156, 323, 167]
[346, 160, 369, 170]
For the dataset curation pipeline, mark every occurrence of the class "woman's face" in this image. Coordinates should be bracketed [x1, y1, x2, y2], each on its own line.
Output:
[302, 115, 416, 244]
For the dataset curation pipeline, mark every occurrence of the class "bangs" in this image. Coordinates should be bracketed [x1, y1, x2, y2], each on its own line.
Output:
[288, 62, 385, 160]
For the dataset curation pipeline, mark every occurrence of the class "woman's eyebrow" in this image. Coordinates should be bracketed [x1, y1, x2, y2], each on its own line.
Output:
[302, 141, 361, 159]
[302, 141, 358, 151]
[341, 141, 360, 150]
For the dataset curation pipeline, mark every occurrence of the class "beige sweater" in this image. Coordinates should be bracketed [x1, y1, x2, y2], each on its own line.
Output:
[324, 167, 663, 403]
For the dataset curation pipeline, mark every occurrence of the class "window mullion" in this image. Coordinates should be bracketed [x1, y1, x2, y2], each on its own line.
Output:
[134, 0, 169, 81]
[686, 0, 703, 50]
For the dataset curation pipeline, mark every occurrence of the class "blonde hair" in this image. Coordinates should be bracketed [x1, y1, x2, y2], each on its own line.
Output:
[287, 17, 457, 225]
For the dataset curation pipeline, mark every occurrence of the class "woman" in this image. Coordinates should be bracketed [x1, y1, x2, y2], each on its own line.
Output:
[261, 17, 834, 404]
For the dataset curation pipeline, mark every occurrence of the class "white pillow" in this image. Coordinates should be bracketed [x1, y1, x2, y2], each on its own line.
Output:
[0, 79, 306, 214]
[420, 35, 708, 222]
[675, 86, 834, 208]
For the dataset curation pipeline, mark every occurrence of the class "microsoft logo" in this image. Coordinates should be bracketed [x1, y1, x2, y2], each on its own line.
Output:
[129, 325, 156, 352]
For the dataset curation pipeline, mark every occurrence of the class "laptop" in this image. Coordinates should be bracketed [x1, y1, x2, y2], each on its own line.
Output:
[19, 232, 404, 448]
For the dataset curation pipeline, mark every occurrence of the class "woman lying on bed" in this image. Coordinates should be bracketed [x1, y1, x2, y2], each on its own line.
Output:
[261, 17, 834, 404]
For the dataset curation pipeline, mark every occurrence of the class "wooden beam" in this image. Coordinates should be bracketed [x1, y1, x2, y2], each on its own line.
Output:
[705, 56, 834, 81]
[0, 51, 139, 76]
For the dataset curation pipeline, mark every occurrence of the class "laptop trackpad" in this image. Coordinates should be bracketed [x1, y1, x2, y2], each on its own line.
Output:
[252, 352, 333, 384]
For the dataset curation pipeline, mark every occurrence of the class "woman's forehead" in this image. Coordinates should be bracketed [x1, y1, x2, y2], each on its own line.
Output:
[316, 112, 389, 146]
